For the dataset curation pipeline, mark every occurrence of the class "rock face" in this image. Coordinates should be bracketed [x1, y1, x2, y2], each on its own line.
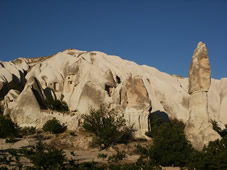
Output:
[0, 46, 226, 139]
[185, 42, 221, 150]
[0, 58, 29, 99]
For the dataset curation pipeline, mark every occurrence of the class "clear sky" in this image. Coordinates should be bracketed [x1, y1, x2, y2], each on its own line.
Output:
[0, 0, 226, 79]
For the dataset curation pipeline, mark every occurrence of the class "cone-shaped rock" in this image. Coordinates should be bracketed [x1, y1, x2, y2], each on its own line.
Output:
[185, 42, 221, 150]
[188, 41, 211, 94]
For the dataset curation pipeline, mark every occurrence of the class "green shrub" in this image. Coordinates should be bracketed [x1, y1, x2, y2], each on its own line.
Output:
[97, 153, 108, 160]
[23, 140, 66, 169]
[143, 116, 193, 167]
[108, 148, 127, 163]
[19, 126, 36, 136]
[82, 105, 133, 149]
[0, 115, 17, 138]
[0, 104, 4, 115]
[143, 116, 227, 169]
[210, 119, 227, 137]
[43, 98, 69, 112]
[188, 137, 227, 170]
[42, 118, 65, 134]
[210, 119, 222, 133]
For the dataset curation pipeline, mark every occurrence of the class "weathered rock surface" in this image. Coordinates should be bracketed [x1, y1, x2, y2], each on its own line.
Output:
[188, 42, 211, 94]
[0, 46, 226, 139]
[0, 58, 29, 99]
[185, 42, 221, 150]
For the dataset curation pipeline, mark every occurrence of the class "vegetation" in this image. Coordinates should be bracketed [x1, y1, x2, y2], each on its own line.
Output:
[42, 118, 65, 134]
[42, 98, 69, 112]
[210, 119, 227, 137]
[0, 115, 17, 138]
[19, 126, 36, 136]
[143, 116, 193, 167]
[0, 107, 226, 169]
[140, 116, 227, 169]
[210, 119, 222, 134]
[97, 148, 127, 163]
[0, 141, 77, 169]
[0, 104, 3, 115]
[107, 148, 127, 163]
[82, 105, 134, 149]
[23, 141, 66, 169]
[187, 137, 227, 170]
[97, 153, 108, 160]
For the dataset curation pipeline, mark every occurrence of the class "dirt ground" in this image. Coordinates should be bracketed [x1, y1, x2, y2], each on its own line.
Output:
[0, 131, 180, 169]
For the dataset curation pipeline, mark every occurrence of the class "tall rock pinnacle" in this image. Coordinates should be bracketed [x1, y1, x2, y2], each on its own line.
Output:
[188, 41, 211, 94]
[185, 42, 221, 150]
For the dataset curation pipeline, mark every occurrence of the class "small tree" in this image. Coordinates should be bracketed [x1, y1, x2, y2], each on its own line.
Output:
[82, 105, 133, 149]
[43, 118, 65, 134]
[108, 148, 127, 163]
[143, 116, 193, 167]
[210, 119, 222, 133]
[188, 137, 227, 170]
[24, 140, 66, 169]
[210, 119, 227, 137]
[0, 115, 17, 138]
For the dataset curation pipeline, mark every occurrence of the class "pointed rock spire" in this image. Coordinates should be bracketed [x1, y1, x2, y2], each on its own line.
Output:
[188, 41, 211, 94]
[185, 41, 221, 150]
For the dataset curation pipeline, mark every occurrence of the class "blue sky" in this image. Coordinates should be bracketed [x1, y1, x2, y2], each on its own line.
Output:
[0, 0, 226, 79]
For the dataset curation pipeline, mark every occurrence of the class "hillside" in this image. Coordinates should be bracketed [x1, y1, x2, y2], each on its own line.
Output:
[0, 42, 226, 149]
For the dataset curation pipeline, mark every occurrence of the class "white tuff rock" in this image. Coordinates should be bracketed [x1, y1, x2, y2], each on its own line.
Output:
[0, 47, 226, 139]
[185, 42, 221, 150]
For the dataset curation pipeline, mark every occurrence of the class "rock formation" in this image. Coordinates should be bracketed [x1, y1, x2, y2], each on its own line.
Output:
[0, 58, 29, 99]
[0, 46, 226, 139]
[185, 42, 221, 150]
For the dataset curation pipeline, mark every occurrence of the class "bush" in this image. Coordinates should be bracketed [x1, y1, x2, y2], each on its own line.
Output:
[97, 153, 108, 160]
[108, 148, 127, 163]
[142, 116, 227, 169]
[19, 126, 36, 136]
[0, 115, 17, 138]
[188, 137, 227, 170]
[43, 98, 69, 112]
[23, 140, 66, 169]
[0, 141, 80, 169]
[210, 119, 222, 133]
[82, 105, 133, 149]
[0, 104, 4, 115]
[42, 118, 65, 134]
[143, 116, 193, 167]
[210, 119, 227, 137]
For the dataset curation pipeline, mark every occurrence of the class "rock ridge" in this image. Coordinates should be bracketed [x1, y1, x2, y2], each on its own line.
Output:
[0, 46, 226, 144]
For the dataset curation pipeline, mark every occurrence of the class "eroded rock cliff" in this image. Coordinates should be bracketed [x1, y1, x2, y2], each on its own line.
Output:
[0, 46, 226, 141]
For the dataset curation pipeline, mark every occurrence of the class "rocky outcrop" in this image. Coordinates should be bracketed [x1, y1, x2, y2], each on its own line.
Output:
[185, 42, 221, 150]
[0, 47, 226, 139]
[188, 42, 211, 94]
[0, 58, 29, 99]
